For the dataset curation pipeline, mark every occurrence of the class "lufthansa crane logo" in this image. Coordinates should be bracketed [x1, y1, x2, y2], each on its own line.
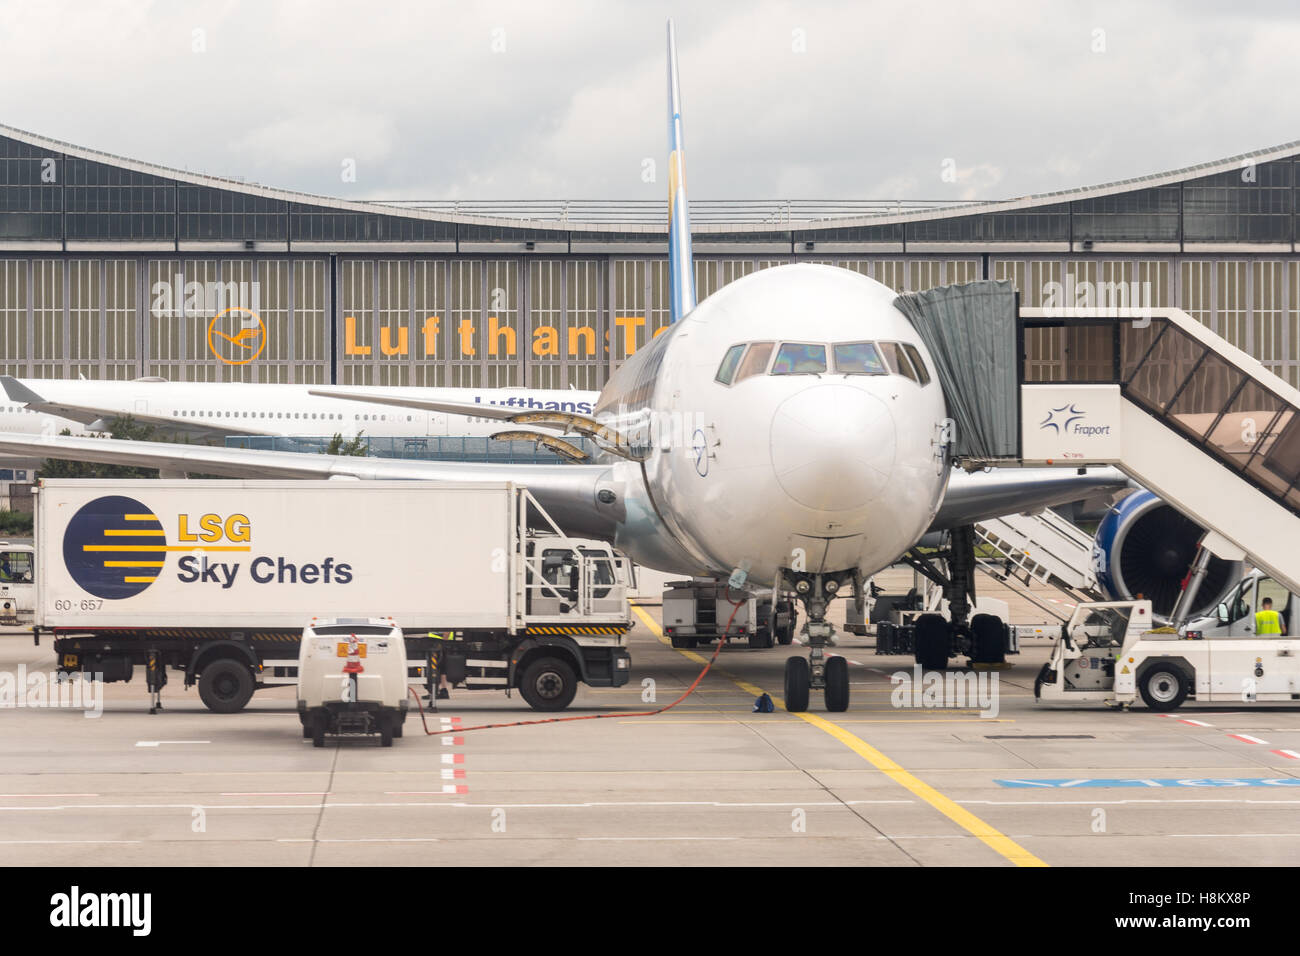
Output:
[207, 307, 266, 365]
[1039, 403, 1085, 433]
[63, 496, 167, 599]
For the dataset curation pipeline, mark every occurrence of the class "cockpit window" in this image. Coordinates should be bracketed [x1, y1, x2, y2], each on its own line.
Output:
[771, 343, 827, 375]
[715, 344, 747, 386]
[833, 343, 887, 375]
[735, 342, 774, 382]
[902, 343, 932, 386]
[878, 342, 918, 383]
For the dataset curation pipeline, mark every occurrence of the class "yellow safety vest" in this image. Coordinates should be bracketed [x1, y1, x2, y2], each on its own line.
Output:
[1255, 609, 1283, 635]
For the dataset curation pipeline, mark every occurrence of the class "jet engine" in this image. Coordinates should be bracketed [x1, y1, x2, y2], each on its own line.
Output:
[1092, 490, 1239, 619]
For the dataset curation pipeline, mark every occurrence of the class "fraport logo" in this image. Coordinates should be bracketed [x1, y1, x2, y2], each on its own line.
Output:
[1039, 403, 1111, 437]
[62, 496, 167, 599]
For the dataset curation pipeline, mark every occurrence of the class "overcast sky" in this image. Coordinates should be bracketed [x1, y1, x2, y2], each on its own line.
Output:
[1, 0, 1297, 204]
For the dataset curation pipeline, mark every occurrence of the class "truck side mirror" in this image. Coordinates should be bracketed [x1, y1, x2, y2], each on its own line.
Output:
[1217, 603, 1229, 624]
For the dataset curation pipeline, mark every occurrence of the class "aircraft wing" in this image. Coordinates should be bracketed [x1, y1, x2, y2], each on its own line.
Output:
[0, 432, 618, 539]
[307, 388, 519, 421]
[308, 387, 640, 458]
[0, 375, 248, 440]
[929, 466, 1132, 531]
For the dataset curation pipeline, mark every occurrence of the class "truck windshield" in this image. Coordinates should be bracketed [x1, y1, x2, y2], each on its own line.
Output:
[580, 548, 616, 598]
[0, 550, 32, 583]
[541, 549, 580, 601]
[310, 624, 395, 635]
[1071, 606, 1132, 648]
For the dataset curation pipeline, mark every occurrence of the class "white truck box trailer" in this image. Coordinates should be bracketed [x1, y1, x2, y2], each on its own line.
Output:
[35, 479, 633, 713]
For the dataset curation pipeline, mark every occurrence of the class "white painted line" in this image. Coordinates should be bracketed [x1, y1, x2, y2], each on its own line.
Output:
[1178, 719, 1213, 727]
[577, 836, 738, 842]
[0, 839, 141, 845]
[440, 753, 464, 765]
[1272, 749, 1300, 760]
[278, 837, 441, 843]
[220, 791, 327, 796]
[1228, 734, 1269, 745]
[0, 797, 905, 812]
[135, 740, 211, 747]
[0, 793, 98, 798]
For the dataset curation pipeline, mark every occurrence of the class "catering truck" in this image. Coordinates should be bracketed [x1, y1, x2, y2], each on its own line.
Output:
[33, 479, 633, 713]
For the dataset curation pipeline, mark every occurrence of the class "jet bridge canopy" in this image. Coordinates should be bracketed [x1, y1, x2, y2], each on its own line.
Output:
[892, 280, 1020, 460]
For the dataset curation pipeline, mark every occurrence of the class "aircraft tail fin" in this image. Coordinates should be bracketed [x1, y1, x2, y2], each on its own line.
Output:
[666, 19, 696, 323]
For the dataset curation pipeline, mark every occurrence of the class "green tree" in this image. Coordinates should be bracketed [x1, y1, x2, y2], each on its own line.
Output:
[37, 417, 161, 479]
[323, 432, 367, 456]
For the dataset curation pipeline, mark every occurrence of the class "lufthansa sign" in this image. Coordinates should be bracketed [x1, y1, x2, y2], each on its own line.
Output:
[1021, 384, 1123, 463]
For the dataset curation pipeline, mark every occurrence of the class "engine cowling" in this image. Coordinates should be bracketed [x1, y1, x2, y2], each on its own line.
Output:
[1093, 490, 1238, 619]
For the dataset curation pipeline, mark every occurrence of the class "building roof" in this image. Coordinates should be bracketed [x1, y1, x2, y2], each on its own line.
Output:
[3, 122, 1299, 249]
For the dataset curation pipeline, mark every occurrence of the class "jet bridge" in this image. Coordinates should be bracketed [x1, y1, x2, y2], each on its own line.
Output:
[1005, 305, 1300, 600]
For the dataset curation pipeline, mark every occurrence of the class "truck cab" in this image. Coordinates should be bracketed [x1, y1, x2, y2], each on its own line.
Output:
[1184, 568, 1294, 639]
[524, 535, 632, 621]
[0, 540, 34, 625]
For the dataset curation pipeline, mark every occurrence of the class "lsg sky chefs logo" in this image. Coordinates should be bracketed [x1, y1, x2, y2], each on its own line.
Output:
[150, 273, 263, 365]
[62, 495, 354, 597]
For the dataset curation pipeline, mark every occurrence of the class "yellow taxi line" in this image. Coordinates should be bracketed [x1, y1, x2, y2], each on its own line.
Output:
[632, 605, 1047, 867]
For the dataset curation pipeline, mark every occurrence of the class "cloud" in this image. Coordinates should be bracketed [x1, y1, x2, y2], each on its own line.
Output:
[0, 0, 1295, 202]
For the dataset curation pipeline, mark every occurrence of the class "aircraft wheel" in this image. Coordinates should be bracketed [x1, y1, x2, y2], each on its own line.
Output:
[784, 657, 810, 712]
[970, 614, 1006, 664]
[824, 656, 849, 712]
[914, 614, 950, 672]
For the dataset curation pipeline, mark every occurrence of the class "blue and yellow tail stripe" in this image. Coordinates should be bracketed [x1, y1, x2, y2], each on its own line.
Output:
[666, 19, 696, 325]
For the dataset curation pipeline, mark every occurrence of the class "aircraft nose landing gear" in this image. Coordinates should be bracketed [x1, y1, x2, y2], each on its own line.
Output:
[782, 573, 850, 713]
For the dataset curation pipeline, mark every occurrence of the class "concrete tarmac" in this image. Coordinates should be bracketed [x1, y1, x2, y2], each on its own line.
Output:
[2, 579, 1299, 867]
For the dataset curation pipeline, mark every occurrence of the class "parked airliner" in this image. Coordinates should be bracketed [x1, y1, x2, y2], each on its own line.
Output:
[0, 21, 1126, 711]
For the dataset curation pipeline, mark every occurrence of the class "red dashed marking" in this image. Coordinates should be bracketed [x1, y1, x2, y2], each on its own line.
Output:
[1178, 719, 1213, 727]
[1228, 734, 1269, 745]
[440, 735, 464, 746]
[440, 768, 467, 780]
[1271, 749, 1300, 760]
[441, 753, 465, 765]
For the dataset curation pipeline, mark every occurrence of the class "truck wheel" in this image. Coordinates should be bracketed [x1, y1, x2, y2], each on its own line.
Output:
[1033, 664, 1056, 700]
[914, 614, 950, 672]
[784, 657, 810, 712]
[748, 628, 773, 650]
[1138, 665, 1188, 712]
[310, 714, 326, 748]
[519, 657, 578, 712]
[392, 715, 404, 738]
[198, 659, 255, 714]
[824, 656, 849, 713]
[777, 607, 796, 646]
[380, 724, 394, 747]
[970, 614, 1006, 665]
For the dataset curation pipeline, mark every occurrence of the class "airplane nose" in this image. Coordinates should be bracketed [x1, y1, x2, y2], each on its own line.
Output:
[770, 385, 896, 511]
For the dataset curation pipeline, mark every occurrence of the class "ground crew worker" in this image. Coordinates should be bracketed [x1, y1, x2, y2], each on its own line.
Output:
[427, 631, 453, 699]
[1255, 597, 1286, 636]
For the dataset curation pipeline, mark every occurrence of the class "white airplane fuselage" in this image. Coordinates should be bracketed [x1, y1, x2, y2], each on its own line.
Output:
[2, 380, 598, 441]
[600, 264, 950, 586]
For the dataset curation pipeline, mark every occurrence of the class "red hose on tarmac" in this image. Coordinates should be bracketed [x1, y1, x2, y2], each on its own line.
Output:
[409, 593, 748, 735]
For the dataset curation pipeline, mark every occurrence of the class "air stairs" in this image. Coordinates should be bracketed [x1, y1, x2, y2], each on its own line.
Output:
[995, 305, 1300, 602]
[973, 508, 1100, 618]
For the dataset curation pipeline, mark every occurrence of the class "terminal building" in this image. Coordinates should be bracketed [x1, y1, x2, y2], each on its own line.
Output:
[2, 123, 1300, 390]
